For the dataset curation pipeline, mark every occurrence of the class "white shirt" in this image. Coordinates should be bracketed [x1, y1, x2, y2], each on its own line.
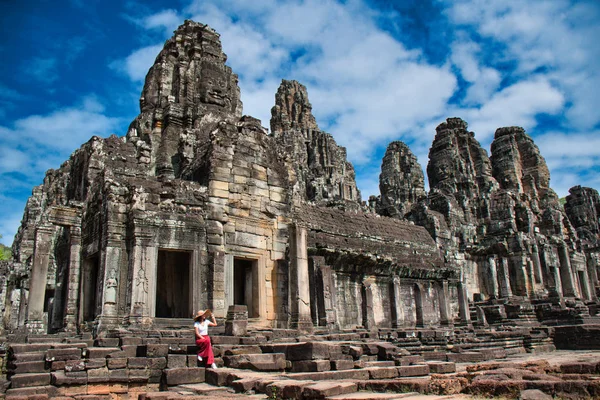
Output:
[194, 320, 210, 336]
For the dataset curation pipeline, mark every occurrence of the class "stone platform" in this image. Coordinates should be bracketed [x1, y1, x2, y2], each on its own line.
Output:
[2, 325, 599, 399]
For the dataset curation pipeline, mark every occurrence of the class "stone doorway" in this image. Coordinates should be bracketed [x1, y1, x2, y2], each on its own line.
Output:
[233, 258, 259, 318]
[156, 250, 191, 318]
[81, 255, 99, 322]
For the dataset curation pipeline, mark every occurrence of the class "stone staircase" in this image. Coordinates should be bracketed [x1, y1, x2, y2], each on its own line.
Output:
[0, 325, 567, 399]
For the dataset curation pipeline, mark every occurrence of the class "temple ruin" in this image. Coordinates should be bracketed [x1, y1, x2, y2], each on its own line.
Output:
[1, 20, 600, 341]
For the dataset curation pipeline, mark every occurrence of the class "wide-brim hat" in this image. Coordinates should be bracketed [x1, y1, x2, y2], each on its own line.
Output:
[194, 309, 211, 321]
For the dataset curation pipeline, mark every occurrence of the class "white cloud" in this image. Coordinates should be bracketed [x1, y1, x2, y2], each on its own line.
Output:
[0, 96, 120, 174]
[112, 44, 163, 82]
[451, 77, 564, 145]
[445, 0, 600, 131]
[143, 9, 182, 33]
[450, 39, 501, 105]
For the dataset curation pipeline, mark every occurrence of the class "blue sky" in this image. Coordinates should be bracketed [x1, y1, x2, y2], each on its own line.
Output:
[1, 0, 600, 246]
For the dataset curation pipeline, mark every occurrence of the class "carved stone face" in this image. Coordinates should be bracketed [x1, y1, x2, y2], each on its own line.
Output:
[199, 61, 230, 109]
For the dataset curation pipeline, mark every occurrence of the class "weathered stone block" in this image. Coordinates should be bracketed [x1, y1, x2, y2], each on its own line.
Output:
[46, 348, 82, 361]
[86, 347, 119, 359]
[303, 381, 357, 399]
[51, 371, 87, 385]
[87, 367, 110, 383]
[290, 359, 331, 372]
[9, 360, 46, 374]
[107, 358, 127, 369]
[128, 357, 151, 369]
[286, 342, 340, 361]
[163, 367, 205, 386]
[398, 364, 430, 377]
[367, 366, 399, 379]
[146, 344, 169, 358]
[10, 373, 51, 388]
[330, 359, 354, 371]
[427, 361, 456, 374]
[85, 358, 107, 369]
[94, 338, 120, 347]
[223, 353, 286, 371]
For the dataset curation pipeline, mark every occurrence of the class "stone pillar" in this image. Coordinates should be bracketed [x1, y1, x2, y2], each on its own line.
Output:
[289, 224, 313, 332]
[100, 242, 122, 322]
[127, 233, 156, 326]
[587, 255, 599, 299]
[497, 258, 513, 298]
[362, 276, 376, 330]
[558, 246, 577, 297]
[26, 226, 54, 332]
[524, 256, 535, 296]
[317, 264, 338, 329]
[487, 257, 499, 298]
[391, 276, 404, 328]
[437, 280, 451, 326]
[457, 282, 471, 325]
[532, 244, 544, 285]
[225, 305, 248, 336]
[64, 226, 81, 333]
[580, 269, 593, 301]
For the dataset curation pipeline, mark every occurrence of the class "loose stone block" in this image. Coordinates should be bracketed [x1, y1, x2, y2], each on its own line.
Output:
[10, 373, 52, 388]
[163, 367, 205, 386]
[427, 361, 456, 374]
[46, 348, 82, 361]
[398, 364, 430, 377]
[290, 359, 331, 372]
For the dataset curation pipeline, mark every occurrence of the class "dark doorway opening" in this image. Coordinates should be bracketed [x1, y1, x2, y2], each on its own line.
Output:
[82, 255, 99, 322]
[234, 258, 258, 317]
[156, 250, 191, 318]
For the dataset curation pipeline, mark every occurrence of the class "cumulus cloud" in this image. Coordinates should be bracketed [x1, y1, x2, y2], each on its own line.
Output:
[109, 0, 598, 201]
[0, 95, 120, 173]
[445, 0, 600, 131]
[111, 44, 163, 82]
[451, 77, 564, 145]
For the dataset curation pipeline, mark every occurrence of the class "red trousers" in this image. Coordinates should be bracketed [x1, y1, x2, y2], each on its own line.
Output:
[195, 336, 214, 365]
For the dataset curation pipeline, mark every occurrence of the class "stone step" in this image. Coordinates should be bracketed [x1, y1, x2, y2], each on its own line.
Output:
[222, 353, 286, 371]
[5, 384, 58, 398]
[10, 372, 51, 388]
[7, 360, 48, 374]
[9, 351, 46, 362]
[327, 392, 421, 400]
[303, 381, 358, 400]
[171, 382, 230, 395]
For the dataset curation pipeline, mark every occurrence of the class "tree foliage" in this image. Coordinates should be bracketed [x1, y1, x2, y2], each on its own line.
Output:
[0, 234, 11, 261]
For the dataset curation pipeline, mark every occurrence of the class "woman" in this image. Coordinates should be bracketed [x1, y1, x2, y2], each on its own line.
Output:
[194, 309, 218, 369]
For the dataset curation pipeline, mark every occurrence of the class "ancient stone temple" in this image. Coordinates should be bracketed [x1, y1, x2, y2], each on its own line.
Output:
[1, 20, 599, 339]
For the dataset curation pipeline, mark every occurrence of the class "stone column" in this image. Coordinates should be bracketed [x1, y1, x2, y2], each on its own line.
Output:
[487, 257, 499, 298]
[587, 255, 599, 287]
[558, 246, 576, 297]
[289, 224, 313, 332]
[580, 269, 593, 301]
[362, 276, 376, 330]
[127, 232, 156, 326]
[437, 280, 451, 326]
[587, 255, 599, 299]
[497, 258, 513, 298]
[26, 226, 54, 332]
[457, 282, 471, 325]
[524, 256, 535, 296]
[531, 244, 544, 285]
[64, 226, 81, 333]
[317, 264, 338, 329]
[391, 276, 404, 328]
